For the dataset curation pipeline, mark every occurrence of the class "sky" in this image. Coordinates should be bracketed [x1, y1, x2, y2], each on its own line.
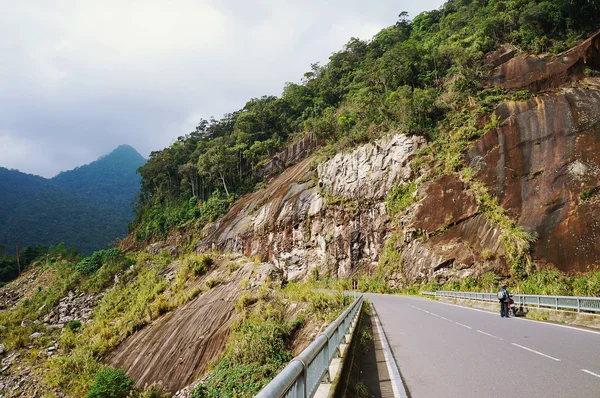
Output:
[0, 0, 445, 178]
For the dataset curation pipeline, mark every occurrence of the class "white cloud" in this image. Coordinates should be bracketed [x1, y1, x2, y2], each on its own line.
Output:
[0, 0, 445, 177]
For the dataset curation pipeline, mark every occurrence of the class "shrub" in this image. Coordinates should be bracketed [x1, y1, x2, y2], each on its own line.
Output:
[205, 277, 221, 289]
[66, 320, 82, 333]
[87, 367, 134, 398]
[580, 187, 597, 201]
[235, 293, 255, 312]
[184, 254, 214, 277]
[76, 249, 122, 276]
[139, 383, 170, 398]
[386, 181, 417, 216]
[191, 314, 294, 398]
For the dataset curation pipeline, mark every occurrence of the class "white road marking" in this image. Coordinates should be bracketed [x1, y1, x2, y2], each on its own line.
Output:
[476, 330, 499, 339]
[455, 322, 472, 329]
[423, 297, 600, 336]
[581, 369, 600, 379]
[511, 343, 561, 361]
[440, 316, 453, 322]
[430, 313, 440, 317]
[373, 308, 408, 398]
[423, 310, 431, 314]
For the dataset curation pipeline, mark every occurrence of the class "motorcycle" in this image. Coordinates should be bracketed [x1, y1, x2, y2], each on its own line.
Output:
[509, 298, 519, 316]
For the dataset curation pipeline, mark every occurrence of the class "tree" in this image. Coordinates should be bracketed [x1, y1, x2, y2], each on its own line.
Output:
[198, 138, 236, 197]
[179, 162, 199, 197]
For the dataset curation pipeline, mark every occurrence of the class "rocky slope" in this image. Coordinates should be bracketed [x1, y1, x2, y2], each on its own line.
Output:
[194, 32, 600, 285]
[97, 34, 600, 392]
[3, 30, 600, 398]
[105, 257, 279, 392]
[198, 134, 424, 280]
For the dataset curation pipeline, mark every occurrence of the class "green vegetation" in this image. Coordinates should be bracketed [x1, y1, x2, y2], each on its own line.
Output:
[421, 268, 600, 297]
[133, 0, 600, 246]
[66, 320, 82, 333]
[86, 367, 134, 398]
[183, 253, 214, 277]
[0, 145, 145, 257]
[192, 283, 350, 397]
[386, 181, 417, 216]
[580, 187, 598, 201]
[75, 248, 123, 276]
[0, 242, 80, 286]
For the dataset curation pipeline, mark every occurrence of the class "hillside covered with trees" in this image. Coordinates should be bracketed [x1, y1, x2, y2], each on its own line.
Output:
[133, 0, 600, 245]
[0, 145, 145, 260]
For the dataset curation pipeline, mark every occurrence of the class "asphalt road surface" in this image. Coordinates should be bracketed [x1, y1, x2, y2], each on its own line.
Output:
[367, 294, 600, 398]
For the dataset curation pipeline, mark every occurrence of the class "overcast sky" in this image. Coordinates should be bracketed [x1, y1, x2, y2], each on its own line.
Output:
[0, 0, 445, 178]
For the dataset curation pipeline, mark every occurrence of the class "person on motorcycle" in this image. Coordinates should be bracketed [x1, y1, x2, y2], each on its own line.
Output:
[498, 284, 510, 317]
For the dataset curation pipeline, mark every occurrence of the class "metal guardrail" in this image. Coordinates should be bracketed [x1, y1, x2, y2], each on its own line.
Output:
[255, 294, 364, 398]
[431, 291, 600, 313]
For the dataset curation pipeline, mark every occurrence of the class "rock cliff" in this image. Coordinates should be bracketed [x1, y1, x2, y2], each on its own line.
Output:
[198, 134, 424, 280]
[195, 33, 600, 285]
[468, 82, 600, 272]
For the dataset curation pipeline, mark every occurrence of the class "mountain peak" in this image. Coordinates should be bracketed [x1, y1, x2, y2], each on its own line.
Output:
[98, 144, 145, 162]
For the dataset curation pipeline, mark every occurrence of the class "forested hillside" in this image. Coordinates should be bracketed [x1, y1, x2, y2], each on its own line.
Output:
[52, 145, 146, 216]
[133, 0, 600, 245]
[0, 145, 145, 259]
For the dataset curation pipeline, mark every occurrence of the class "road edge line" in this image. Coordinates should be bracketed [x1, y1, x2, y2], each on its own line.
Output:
[372, 305, 409, 398]
[426, 296, 600, 335]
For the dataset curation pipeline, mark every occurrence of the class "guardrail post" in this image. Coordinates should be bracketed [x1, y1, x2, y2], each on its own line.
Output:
[323, 338, 330, 383]
[537, 296, 541, 308]
[298, 364, 306, 398]
[577, 297, 581, 313]
[295, 357, 308, 398]
[322, 344, 330, 383]
[555, 297, 558, 310]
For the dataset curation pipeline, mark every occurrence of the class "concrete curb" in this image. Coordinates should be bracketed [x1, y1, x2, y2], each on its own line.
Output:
[371, 305, 409, 398]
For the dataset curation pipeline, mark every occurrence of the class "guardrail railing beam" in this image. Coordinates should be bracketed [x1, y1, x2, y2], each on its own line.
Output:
[256, 294, 363, 398]
[427, 291, 600, 314]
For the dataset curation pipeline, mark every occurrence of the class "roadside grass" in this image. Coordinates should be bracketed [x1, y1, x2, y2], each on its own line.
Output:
[191, 281, 350, 398]
[417, 269, 600, 297]
[0, 249, 218, 396]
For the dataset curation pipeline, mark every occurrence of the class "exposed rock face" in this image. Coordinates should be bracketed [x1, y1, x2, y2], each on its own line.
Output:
[409, 174, 478, 234]
[484, 44, 518, 68]
[0, 349, 65, 398]
[317, 135, 417, 200]
[490, 31, 600, 93]
[199, 134, 424, 279]
[467, 83, 600, 272]
[257, 132, 318, 178]
[396, 175, 506, 285]
[0, 267, 54, 310]
[106, 261, 280, 392]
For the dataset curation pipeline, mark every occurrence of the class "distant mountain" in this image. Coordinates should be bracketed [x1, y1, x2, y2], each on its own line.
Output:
[0, 145, 145, 254]
[52, 145, 146, 218]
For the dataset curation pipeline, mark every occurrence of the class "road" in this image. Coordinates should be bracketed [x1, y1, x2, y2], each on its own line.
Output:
[367, 294, 600, 398]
